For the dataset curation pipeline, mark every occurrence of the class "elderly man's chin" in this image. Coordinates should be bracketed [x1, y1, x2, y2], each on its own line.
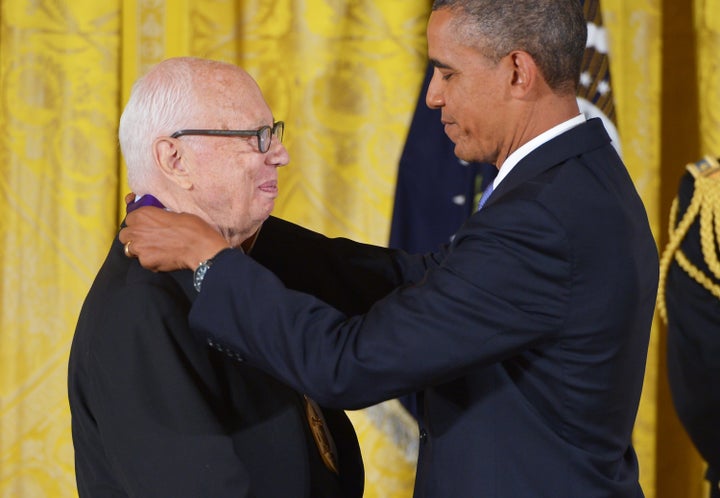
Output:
[256, 200, 276, 222]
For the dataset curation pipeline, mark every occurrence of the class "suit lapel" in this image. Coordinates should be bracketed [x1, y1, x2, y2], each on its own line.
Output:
[485, 118, 612, 209]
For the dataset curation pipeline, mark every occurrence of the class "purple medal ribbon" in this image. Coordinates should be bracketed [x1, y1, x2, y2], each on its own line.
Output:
[126, 194, 165, 214]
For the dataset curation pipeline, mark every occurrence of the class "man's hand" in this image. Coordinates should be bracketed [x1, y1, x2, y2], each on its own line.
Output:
[119, 207, 229, 271]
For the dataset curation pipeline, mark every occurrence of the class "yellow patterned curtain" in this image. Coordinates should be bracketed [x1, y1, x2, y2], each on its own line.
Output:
[0, 1, 718, 497]
[603, 0, 720, 497]
[697, 0, 720, 157]
[0, 2, 121, 496]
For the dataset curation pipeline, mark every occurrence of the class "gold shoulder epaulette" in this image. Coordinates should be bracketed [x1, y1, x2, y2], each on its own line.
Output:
[686, 155, 720, 178]
[658, 155, 720, 323]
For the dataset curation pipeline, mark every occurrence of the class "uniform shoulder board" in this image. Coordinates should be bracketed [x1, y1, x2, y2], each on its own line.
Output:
[686, 155, 720, 178]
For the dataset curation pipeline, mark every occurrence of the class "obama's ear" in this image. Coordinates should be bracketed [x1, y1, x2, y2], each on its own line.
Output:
[506, 50, 539, 99]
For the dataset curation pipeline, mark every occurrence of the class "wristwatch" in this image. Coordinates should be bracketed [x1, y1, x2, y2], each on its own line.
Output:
[193, 258, 214, 292]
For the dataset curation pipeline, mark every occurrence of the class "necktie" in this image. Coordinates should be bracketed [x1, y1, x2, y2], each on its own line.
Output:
[477, 182, 494, 210]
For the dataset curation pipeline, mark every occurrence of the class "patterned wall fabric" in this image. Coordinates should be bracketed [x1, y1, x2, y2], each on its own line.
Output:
[697, 0, 720, 156]
[0, 2, 121, 497]
[0, 0, 717, 497]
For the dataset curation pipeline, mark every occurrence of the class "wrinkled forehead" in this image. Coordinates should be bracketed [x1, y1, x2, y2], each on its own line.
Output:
[194, 67, 272, 128]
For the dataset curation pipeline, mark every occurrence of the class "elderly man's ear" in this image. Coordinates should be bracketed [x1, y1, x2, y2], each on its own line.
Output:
[153, 137, 193, 189]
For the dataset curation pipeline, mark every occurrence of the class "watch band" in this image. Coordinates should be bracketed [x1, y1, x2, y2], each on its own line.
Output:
[193, 258, 214, 292]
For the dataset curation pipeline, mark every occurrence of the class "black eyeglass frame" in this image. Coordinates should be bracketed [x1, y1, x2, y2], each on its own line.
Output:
[170, 121, 284, 153]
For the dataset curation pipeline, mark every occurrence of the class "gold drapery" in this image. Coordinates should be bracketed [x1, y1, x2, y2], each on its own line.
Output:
[0, 1, 717, 497]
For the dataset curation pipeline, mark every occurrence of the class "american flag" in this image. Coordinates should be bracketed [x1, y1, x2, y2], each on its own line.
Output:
[577, 0, 621, 153]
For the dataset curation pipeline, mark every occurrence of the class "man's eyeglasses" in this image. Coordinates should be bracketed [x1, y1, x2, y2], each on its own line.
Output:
[170, 121, 284, 153]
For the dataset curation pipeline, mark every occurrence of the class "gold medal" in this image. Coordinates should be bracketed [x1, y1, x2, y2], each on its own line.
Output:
[303, 395, 339, 475]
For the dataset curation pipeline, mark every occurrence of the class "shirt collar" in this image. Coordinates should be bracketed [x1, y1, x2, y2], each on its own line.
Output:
[492, 113, 586, 189]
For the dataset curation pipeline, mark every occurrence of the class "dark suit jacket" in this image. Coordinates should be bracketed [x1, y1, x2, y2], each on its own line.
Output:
[665, 170, 720, 497]
[189, 118, 659, 497]
[68, 237, 363, 498]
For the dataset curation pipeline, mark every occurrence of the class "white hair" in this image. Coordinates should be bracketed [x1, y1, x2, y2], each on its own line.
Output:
[118, 57, 224, 191]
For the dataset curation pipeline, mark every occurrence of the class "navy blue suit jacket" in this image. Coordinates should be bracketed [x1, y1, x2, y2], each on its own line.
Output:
[190, 118, 658, 497]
